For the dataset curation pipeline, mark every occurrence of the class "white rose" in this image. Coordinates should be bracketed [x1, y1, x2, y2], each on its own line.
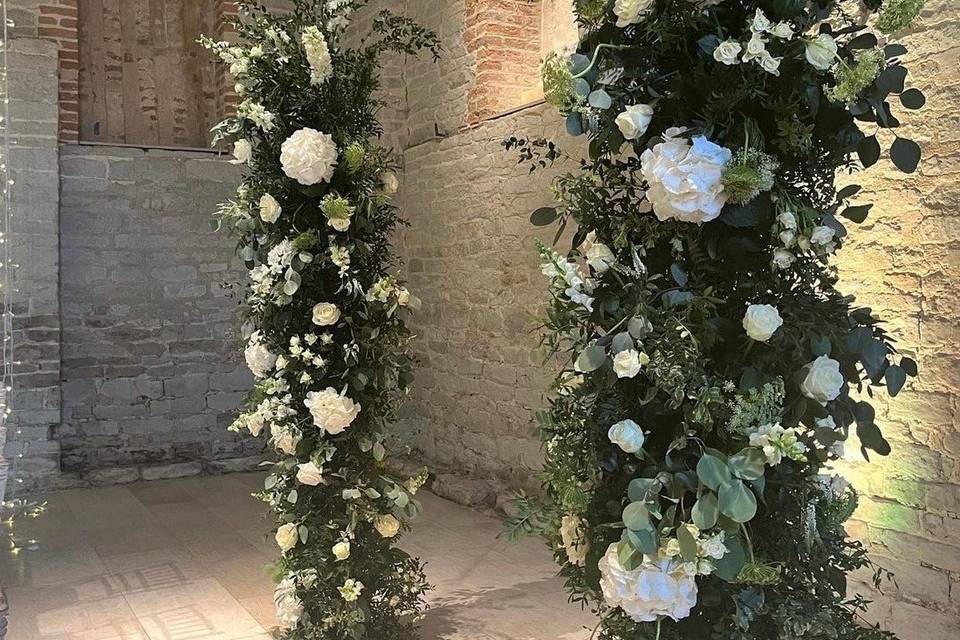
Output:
[773, 248, 796, 269]
[259, 193, 282, 224]
[614, 0, 654, 28]
[275, 576, 303, 630]
[312, 302, 341, 326]
[380, 171, 400, 195]
[332, 540, 351, 561]
[779, 230, 797, 248]
[770, 22, 795, 40]
[296, 461, 324, 486]
[613, 349, 647, 379]
[801, 355, 845, 405]
[244, 332, 277, 378]
[560, 515, 589, 567]
[305, 387, 361, 434]
[777, 210, 798, 229]
[641, 130, 732, 223]
[231, 139, 252, 165]
[713, 39, 742, 66]
[742, 304, 784, 342]
[598, 543, 698, 622]
[806, 34, 838, 71]
[810, 225, 836, 245]
[374, 514, 401, 538]
[582, 231, 616, 273]
[615, 104, 654, 140]
[742, 33, 767, 62]
[608, 419, 645, 453]
[281, 128, 338, 185]
[275, 523, 299, 553]
[396, 287, 412, 306]
[758, 51, 782, 76]
[700, 533, 728, 560]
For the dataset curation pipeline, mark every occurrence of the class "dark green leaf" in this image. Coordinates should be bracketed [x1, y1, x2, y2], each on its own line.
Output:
[677, 525, 699, 562]
[671, 263, 688, 287]
[861, 339, 888, 377]
[884, 44, 908, 59]
[720, 193, 773, 227]
[857, 422, 891, 456]
[900, 357, 918, 376]
[885, 365, 907, 396]
[841, 203, 872, 223]
[891, 138, 921, 173]
[714, 535, 748, 582]
[876, 66, 908, 94]
[899, 88, 926, 109]
[848, 33, 878, 49]
[530, 206, 558, 226]
[837, 184, 861, 200]
[857, 135, 881, 167]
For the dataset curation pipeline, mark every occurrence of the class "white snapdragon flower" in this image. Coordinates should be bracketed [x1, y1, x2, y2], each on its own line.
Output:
[275, 576, 304, 630]
[582, 231, 616, 273]
[560, 515, 589, 566]
[641, 128, 732, 223]
[608, 419, 645, 453]
[276, 523, 299, 553]
[806, 34, 838, 71]
[613, 349, 648, 379]
[742, 304, 784, 342]
[777, 210, 798, 229]
[801, 355, 845, 404]
[374, 514, 401, 538]
[302, 26, 333, 85]
[614, 0, 654, 28]
[713, 39, 742, 65]
[296, 461, 324, 486]
[305, 387, 361, 434]
[598, 543, 699, 622]
[281, 128, 338, 185]
[615, 104, 654, 140]
[259, 193, 282, 224]
[231, 139, 253, 165]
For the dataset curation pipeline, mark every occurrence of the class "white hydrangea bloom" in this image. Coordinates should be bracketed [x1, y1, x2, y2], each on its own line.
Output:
[598, 543, 699, 622]
[305, 387, 361, 434]
[281, 128, 338, 185]
[244, 331, 277, 378]
[641, 128, 732, 223]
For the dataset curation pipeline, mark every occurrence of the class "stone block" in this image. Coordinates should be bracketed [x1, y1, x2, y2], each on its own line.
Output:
[204, 456, 265, 474]
[140, 462, 204, 481]
[431, 473, 498, 508]
[85, 466, 141, 486]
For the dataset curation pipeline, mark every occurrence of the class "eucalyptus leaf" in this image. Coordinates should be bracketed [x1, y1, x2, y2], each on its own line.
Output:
[697, 454, 732, 491]
[714, 535, 748, 582]
[611, 332, 635, 354]
[622, 501, 653, 531]
[617, 539, 645, 570]
[588, 89, 612, 109]
[627, 477, 661, 502]
[677, 525, 699, 562]
[728, 448, 767, 481]
[891, 137, 921, 173]
[575, 345, 607, 373]
[691, 492, 719, 530]
[899, 88, 925, 110]
[530, 206, 558, 226]
[719, 479, 758, 523]
[625, 528, 659, 556]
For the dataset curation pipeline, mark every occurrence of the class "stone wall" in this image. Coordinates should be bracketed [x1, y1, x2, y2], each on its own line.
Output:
[57, 145, 256, 481]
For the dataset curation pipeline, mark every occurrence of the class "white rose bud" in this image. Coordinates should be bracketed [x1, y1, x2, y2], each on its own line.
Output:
[332, 540, 351, 561]
[806, 34, 838, 71]
[615, 104, 654, 140]
[374, 514, 401, 538]
[296, 461, 324, 486]
[608, 419, 645, 454]
[275, 523, 299, 553]
[801, 355, 845, 405]
[259, 193, 282, 224]
[231, 139, 252, 165]
[713, 39, 742, 66]
[312, 302, 341, 327]
[612, 349, 648, 379]
[742, 304, 784, 342]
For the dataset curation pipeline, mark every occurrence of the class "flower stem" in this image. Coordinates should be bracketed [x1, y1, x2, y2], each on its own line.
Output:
[572, 44, 635, 80]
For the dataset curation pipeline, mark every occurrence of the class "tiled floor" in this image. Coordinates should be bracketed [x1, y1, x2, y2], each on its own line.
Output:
[1, 473, 592, 640]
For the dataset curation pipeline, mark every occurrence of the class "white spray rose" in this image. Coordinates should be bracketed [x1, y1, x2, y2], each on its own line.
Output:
[296, 461, 324, 486]
[305, 387, 361, 434]
[742, 304, 784, 342]
[615, 104, 654, 140]
[259, 193, 282, 224]
[613, 349, 648, 379]
[759, 51, 782, 76]
[641, 128, 732, 223]
[560, 515, 589, 567]
[582, 231, 616, 273]
[608, 419, 645, 453]
[374, 514, 401, 538]
[271, 423, 301, 456]
[275, 523, 299, 553]
[806, 34, 838, 71]
[275, 576, 304, 630]
[312, 302, 341, 326]
[332, 540, 351, 561]
[713, 39, 742, 65]
[801, 355, 845, 405]
[742, 33, 767, 62]
[598, 543, 699, 622]
[614, 0, 654, 28]
[751, 8, 772, 33]
[281, 128, 338, 185]
[244, 332, 277, 378]
[777, 210, 798, 229]
[231, 139, 252, 165]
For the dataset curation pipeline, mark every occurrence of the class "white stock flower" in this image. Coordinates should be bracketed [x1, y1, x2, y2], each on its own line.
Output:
[749, 423, 808, 465]
[560, 515, 589, 566]
[305, 387, 361, 434]
[614, 0, 654, 28]
[275, 576, 304, 630]
[713, 39, 742, 65]
[231, 139, 252, 165]
[742, 304, 784, 342]
[641, 129, 732, 223]
[332, 540, 351, 561]
[259, 193, 282, 224]
[801, 355, 845, 405]
[615, 104, 654, 140]
[271, 423, 301, 455]
[296, 461, 324, 486]
[244, 332, 277, 378]
[302, 26, 333, 85]
[806, 34, 838, 71]
[281, 128, 338, 185]
[276, 523, 299, 553]
[582, 231, 616, 273]
[374, 514, 401, 538]
[598, 543, 699, 623]
[613, 349, 648, 379]
[608, 419, 645, 453]
[810, 225, 836, 245]
[312, 302, 341, 326]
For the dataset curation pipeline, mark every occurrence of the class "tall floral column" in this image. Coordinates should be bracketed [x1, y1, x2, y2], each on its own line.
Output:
[511, 0, 927, 638]
[204, 2, 439, 638]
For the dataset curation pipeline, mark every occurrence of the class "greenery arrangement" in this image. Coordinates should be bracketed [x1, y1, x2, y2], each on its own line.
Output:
[507, 1, 925, 638]
[203, 3, 438, 638]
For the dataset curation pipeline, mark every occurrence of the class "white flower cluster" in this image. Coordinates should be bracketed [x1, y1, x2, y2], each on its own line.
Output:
[541, 245, 596, 312]
[237, 100, 275, 132]
[231, 393, 296, 438]
[598, 543, 699, 622]
[244, 331, 277, 378]
[288, 333, 331, 374]
[248, 239, 315, 307]
[714, 9, 794, 76]
[366, 276, 412, 308]
[305, 387, 362, 435]
[614, 0, 655, 28]
[641, 128, 732, 223]
[772, 208, 837, 269]
[663, 526, 729, 576]
[749, 423, 809, 465]
[302, 26, 333, 86]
